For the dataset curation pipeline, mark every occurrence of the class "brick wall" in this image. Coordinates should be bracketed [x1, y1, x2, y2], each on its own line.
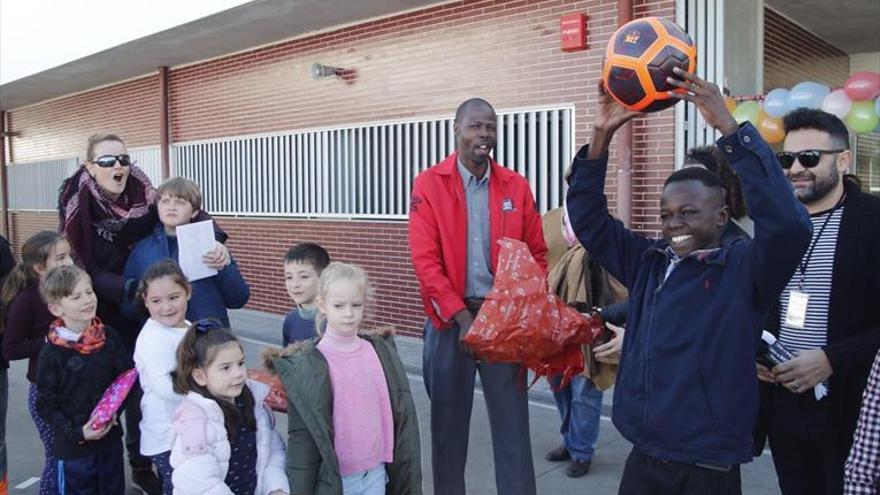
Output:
[8, 212, 59, 257]
[215, 217, 423, 333]
[7, 75, 160, 163]
[763, 7, 849, 91]
[5, 0, 677, 336]
[166, 0, 676, 230]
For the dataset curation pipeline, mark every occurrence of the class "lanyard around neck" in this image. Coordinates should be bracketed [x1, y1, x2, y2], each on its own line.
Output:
[797, 194, 845, 290]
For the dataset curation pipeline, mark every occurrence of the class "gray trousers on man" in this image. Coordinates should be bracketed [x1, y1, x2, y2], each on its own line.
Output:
[423, 318, 536, 495]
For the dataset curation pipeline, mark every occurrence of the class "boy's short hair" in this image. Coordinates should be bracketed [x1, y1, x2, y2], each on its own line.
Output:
[685, 146, 747, 219]
[157, 177, 202, 211]
[664, 166, 725, 190]
[284, 243, 330, 272]
[40, 265, 89, 305]
[663, 167, 727, 209]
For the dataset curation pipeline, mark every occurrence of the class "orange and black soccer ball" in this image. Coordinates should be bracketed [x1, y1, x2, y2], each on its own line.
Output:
[602, 17, 696, 113]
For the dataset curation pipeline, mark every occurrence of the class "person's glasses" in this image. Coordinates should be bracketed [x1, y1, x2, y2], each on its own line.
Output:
[776, 150, 844, 169]
[91, 154, 132, 168]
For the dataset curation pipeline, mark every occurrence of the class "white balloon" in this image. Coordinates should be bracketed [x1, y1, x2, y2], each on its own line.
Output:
[821, 89, 853, 119]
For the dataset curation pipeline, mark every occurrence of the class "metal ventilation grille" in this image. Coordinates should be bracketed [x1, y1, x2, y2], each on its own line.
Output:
[675, 0, 726, 167]
[172, 106, 573, 219]
[6, 146, 162, 211]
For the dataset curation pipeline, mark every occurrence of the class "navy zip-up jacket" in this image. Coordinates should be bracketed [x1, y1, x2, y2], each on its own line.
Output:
[566, 123, 811, 465]
[123, 223, 250, 327]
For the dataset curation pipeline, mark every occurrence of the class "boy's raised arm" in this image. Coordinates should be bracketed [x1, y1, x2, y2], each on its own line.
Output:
[565, 82, 651, 287]
[665, 68, 811, 306]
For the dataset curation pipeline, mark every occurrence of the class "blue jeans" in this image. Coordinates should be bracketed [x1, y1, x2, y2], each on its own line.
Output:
[549, 374, 603, 462]
[341, 464, 387, 495]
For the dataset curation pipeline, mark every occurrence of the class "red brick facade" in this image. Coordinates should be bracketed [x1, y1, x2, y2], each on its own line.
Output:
[763, 7, 849, 91]
[7, 212, 58, 258]
[4, 0, 678, 336]
[8, 75, 160, 163]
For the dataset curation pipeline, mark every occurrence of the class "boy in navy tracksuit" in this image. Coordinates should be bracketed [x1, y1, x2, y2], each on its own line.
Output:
[566, 71, 811, 494]
[123, 177, 249, 326]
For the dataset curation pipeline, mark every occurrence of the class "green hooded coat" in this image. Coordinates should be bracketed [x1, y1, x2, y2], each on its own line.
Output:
[270, 330, 422, 495]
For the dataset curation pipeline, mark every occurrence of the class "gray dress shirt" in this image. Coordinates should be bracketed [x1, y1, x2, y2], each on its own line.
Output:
[457, 159, 494, 298]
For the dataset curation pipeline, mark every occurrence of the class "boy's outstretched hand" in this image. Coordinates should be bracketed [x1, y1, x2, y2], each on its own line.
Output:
[587, 81, 641, 160]
[666, 67, 739, 137]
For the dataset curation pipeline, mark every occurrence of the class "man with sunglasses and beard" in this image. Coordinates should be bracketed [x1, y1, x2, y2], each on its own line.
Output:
[754, 108, 880, 495]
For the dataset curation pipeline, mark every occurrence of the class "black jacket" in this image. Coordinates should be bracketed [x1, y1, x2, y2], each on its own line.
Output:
[35, 325, 133, 459]
[754, 179, 880, 457]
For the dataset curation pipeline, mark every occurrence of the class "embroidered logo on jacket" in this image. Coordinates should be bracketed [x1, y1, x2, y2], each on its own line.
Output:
[502, 198, 516, 212]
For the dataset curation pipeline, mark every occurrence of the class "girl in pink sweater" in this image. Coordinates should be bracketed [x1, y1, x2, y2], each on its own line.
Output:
[316, 263, 395, 493]
[272, 262, 422, 495]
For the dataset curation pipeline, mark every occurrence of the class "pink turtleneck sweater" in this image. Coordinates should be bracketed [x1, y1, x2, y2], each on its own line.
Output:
[316, 327, 394, 475]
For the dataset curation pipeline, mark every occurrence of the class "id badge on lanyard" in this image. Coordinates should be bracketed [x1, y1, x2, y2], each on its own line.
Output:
[785, 291, 809, 329]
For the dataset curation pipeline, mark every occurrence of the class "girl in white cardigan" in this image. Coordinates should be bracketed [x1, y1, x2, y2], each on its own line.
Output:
[133, 260, 193, 494]
[170, 319, 288, 495]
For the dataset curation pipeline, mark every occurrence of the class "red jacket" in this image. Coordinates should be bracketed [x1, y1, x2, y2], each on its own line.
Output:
[408, 152, 548, 328]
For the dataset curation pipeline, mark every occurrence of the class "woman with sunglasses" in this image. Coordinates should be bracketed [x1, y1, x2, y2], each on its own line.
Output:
[57, 133, 230, 495]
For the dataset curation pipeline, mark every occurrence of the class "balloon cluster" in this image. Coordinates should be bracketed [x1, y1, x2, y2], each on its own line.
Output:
[727, 71, 880, 144]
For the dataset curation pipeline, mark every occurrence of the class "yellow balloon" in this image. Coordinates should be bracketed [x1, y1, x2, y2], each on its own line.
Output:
[757, 111, 786, 144]
[734, 101, 761, 124]
[724, 96, 737, 113]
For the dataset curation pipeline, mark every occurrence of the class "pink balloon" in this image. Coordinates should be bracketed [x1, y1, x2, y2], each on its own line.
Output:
[844, 71, 880, 101]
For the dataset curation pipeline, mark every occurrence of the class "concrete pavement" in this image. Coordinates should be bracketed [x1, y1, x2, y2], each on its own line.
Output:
[231, 308, 782, 495]
[4, 308, 783, 494]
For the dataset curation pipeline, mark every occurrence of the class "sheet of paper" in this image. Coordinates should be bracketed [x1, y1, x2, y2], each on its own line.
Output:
[176, 220, 218, 282]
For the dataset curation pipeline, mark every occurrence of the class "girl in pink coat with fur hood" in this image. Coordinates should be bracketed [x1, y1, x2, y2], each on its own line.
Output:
[169, 320, 288, 495]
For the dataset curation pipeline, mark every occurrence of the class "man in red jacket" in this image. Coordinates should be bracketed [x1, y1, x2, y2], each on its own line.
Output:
[409, 97, 547, 495]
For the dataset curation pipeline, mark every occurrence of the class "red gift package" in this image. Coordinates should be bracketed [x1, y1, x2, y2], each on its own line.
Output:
[247, 368, 288, 413]
[462, 238, 605, 387]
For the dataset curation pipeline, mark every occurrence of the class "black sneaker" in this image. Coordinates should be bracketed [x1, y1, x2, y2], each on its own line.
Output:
[131, 466, 162, 495]
[565, 459, 591, 478]
[545, 445, 571, 462]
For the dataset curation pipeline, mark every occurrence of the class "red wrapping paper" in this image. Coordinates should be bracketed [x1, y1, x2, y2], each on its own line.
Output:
[247, 369, 288, 413]
[462, 238, 605, 387]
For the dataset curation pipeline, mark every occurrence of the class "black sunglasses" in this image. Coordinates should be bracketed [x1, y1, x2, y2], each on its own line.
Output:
[776, 149, 844, 170]
[91, 154, 133, 168]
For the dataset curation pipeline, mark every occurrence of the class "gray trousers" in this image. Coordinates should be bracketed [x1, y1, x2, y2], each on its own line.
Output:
[423, 319, 536, 495]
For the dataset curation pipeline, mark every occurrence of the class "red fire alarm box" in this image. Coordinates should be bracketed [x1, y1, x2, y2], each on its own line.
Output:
[560, 13, 588, 52]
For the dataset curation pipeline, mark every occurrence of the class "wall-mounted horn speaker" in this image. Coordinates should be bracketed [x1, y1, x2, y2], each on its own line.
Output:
[310, 63, 342, 80]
